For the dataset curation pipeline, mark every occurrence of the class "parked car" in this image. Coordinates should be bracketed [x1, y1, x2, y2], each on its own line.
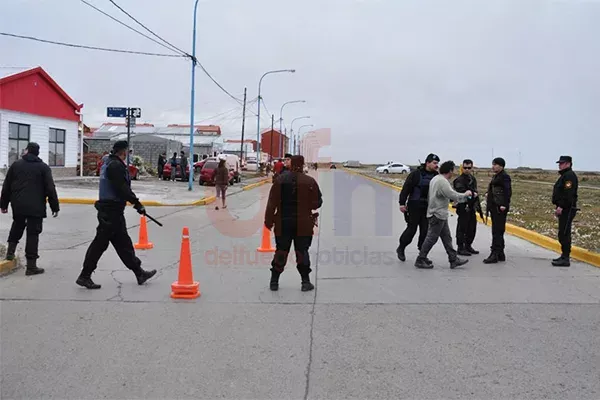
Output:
[96, 155, 139, 180]
[245, 158, 258, 172]
[342, 160, 361, 168]
[198, 159, 235, 186]
[375, 162, 410, 174]
[163, 158, 191, 180]
[330, 163, 337, 169]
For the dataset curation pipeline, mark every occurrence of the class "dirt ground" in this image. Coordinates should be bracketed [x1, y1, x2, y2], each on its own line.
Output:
[352, 166, 600, 253]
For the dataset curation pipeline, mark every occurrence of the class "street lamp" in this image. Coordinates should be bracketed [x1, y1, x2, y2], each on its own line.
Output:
[187, 0, 201, 191]
[290, 116, 310, 154]
[256, 69, 295, 162]
[297, 124, 313, 156]
[279, 100, 305, 157]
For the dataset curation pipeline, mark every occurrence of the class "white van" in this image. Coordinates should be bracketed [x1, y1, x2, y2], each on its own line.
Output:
[220, 154, 241, 183]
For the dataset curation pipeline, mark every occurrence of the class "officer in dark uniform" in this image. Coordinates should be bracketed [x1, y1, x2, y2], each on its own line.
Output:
[76, 141, 157, 289]
[453, 159, 480, 256]
[483, 157, 512, 264]
[551, 155, 578, 267]
[396, 153, 440, 262]
[265, 155, 322, 292]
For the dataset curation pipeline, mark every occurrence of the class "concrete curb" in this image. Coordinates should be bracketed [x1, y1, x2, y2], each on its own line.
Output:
[56, 179, 269, 206]
[341, 167, 600, 268]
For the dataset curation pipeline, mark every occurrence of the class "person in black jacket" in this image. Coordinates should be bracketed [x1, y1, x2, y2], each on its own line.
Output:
[1, 142, 59, 275]
[551, 155, 578, 267]
[483, 157, 512, 264]
[396, 153, 440, 262]
[157, 152, 166, 180]
[453, 159, 480, 256]
[265, 155, 323, 292]
[76, 140, 156, 289]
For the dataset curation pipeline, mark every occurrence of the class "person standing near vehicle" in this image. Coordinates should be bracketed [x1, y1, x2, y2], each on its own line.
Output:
[213, 157, 229, 210]
[265, 155, 323, 291]
[1, 142, 59, 276]
[415, 161, 472, 269]
[483, 157, 512, 264]
[453, 159, 480, 256]
[76, 140, 156, 289]
[551, 156, 578, 267]
[157, 152, 166, 180]
[396, 153, 440, 262]
[170, 152, 178, 182]
[180, 150, 188, 182]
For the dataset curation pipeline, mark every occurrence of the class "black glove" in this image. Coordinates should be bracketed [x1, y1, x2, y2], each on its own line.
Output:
[134, 202, 146, 215]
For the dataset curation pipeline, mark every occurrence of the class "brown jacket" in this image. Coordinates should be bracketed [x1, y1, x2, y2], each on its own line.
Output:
[213, 166, 229, 186]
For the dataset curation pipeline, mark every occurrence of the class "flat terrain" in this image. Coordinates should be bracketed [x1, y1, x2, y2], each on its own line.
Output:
[1, 169, 599, 399]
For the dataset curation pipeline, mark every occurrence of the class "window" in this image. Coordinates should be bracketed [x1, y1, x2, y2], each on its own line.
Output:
[8, 123, 30, 166]
[49, 128, 65, 166]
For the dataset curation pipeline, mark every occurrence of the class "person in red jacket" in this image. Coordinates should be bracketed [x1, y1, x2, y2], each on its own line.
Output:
[272, 159, 284, 183]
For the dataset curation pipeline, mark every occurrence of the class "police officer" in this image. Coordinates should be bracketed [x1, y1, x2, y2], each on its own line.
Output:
[453, 159, 480, 256]
[265, 155, 323, 291]
[396, 153, 440, 262]
[76, 141, 156, 289]
[1, 142, 59, 275]
[483, 157, 512, 264]
[551, 155, 578, 267]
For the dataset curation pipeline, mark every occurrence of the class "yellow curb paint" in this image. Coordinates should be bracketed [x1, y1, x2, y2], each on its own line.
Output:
[242, 179, 270, 191]
[342, 167, 600, 268]
[0, 259, 18, 275]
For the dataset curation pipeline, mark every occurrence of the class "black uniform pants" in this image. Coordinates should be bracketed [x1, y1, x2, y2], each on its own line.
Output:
[399, 206, 428, 250]
[456, 207, 477, 248]
[8, 215, 43, 260]
[271, 230, 313, 276]
[558, 207, 577, 257]
[82, 209, 141, 276]
[490, 206, 507, 253]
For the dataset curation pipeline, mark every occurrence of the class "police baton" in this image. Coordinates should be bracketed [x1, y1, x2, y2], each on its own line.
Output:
[144, 212, 163, 227]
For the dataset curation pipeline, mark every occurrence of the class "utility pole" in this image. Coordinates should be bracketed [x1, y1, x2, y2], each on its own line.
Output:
[270, 114, 274, 162]
[240, 88, 247, 162]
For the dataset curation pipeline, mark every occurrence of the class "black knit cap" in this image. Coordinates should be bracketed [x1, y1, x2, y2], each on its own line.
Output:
[26, 142, 40, 156]
[113, 140, 129, 151]
[425, 153, 440, 163]
[492, 157, 506, 167]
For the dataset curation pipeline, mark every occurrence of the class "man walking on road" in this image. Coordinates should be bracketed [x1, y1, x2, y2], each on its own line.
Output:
[76, 140, 156, 289]
[453, 159, 480, 256]
[265, 155, 323, 291]
[1, 142, 59, 275]
[396, 153, 440, 261]
[551, 155, 578, 267]
[483, 157, 512, 264]
[415, 161, 472, 269]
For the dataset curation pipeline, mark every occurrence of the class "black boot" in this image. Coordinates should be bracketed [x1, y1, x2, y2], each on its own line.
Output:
[497, 251, 506, 262]
[300, 273, 314, 292]
[424, 258, 434, 266]
[552, 255, 563, 262]
[552, 256, 570, 267]
[134, 268, 157, 285]
[396, 245, 406, 262]
[457, 245, 471, 256]
[270, 270, 280, 291]
[5, 242, 17, 261]
[483, 252, 499, 264]
[414, 257, 433, 269]
[450, 257, 469, 269]
[25, 259, 44, 276]
[466, 245, 479, 255]
[76, 272, 101, 289]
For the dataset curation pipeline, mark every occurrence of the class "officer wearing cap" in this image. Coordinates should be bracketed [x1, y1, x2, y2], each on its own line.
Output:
[76, 140, 156, 289]
[396, 153, 440, 262]
[483, 157, 512, 264]
[551, 156, 578, 267]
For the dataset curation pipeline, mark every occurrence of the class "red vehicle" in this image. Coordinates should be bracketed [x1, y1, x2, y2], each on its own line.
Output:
[96, 155, 139, 180]
[162, 158, 191, 180]
[199, 158, 235, 186]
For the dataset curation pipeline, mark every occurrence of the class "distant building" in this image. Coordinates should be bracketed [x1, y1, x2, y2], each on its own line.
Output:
[0, 66, 83, 177]
[260, 128, 288, 159]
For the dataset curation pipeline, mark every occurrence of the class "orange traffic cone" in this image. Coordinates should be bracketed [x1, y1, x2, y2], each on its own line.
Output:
[171, 227, 200, 299]
[134, 216, 154, 250]
[257, 225, 275, 252]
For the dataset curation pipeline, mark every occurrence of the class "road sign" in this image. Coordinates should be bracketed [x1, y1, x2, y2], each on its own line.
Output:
[107, 107, 127, 118]
[130, 108, 142, 118]
[127, 116, 136, 128]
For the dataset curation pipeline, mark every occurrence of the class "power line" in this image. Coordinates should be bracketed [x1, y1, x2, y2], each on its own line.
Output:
[196, 62, 245, 104]
[0, 32, 185, 57]
[108, 0, 190, 57]
[79, 0, 183, 56]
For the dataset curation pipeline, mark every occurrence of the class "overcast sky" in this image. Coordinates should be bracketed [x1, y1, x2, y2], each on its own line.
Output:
[1, 0, 599, 170]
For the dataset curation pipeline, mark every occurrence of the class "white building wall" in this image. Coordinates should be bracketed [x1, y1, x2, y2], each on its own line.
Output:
[0, 109, 79, 169]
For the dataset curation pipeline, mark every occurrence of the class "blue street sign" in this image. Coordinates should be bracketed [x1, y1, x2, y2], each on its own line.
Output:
[107, 107, 127, 118]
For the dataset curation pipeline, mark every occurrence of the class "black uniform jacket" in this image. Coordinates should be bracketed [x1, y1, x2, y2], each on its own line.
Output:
[552, 167, 578, 209]
[265, 170, 323, 236]
[453, 173, 478, 210]
[486, 170, 512, 211]
[0, 153, 59, 218]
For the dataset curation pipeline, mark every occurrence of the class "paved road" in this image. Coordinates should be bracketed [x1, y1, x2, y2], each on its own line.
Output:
[1, 170, 599, 399]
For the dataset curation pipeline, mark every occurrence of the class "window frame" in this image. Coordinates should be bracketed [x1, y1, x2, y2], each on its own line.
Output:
[8, 122, 31, 166]
[49, 128, 66, 167]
